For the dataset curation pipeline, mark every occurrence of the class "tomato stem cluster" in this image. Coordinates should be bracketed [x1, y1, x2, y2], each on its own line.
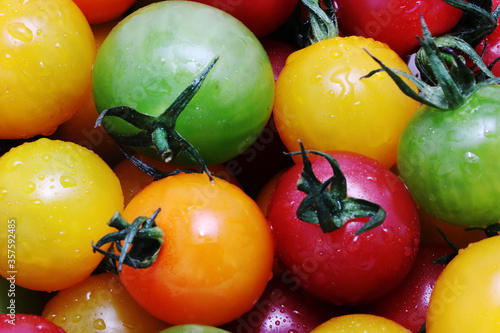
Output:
[289, 142, 386, 235]
[95, 57, 219, 181]
[92, 209, 164, 273]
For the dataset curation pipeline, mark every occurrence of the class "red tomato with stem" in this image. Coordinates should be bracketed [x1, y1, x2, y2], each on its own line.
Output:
[267, 148, 420, 306]
[335, 0, 464, 57]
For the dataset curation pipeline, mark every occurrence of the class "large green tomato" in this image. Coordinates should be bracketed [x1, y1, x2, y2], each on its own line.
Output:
[397, 85, 500, 227]
[92, 1, 275, 166]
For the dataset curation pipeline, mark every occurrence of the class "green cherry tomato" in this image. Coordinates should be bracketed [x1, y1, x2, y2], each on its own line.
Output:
[397, 85, 500, 228]
[92, 1, 275, 166]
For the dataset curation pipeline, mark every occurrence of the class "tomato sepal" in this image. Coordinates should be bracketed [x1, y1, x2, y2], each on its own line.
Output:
[289, 142, 386, 235]
[92, 209, 164, 273]
[95, 57, 219, 178]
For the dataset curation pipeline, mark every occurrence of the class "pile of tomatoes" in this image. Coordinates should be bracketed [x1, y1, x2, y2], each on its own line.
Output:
[2, 0, 500, 332]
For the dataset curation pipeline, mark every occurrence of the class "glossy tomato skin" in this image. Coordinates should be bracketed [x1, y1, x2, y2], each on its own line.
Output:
[274, 36, 421, 169]
[335, 0, 464, 57]
[311, 314, 411, 333]
[159, 325, 230, 333]
[0, 314, 66, 333]
[191, 0, 299, 38]
[118, 173, 275, 326]
[92, 1, 275, 166]
[398, 85, 500, 228]
[357, 243, 450, 333]
[42, 273, 170, 332]
[72, 0, 137, 24]
[0, 138, 124, 292]
[0, 0, 96, 139]
[426, 236, 500, 332]
[267, 151, 420, 306]
[220, 272, 345, 333]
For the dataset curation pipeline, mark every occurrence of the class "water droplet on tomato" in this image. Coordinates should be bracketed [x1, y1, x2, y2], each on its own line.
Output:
[403, 246, 412, 256]
[346, 236, 361, 253]
[310, 74, 323, 84]
[0, 188, 7, 201]
[59, 176, 77, 188]
[330, 50, 343, 59]
[71, 315, 82, 323]
[23, 181, 36, 193]
[37, 174, 45, 181]
[42, 154, 52, 162]
[382, 226, 395, 241]
[7, 22, 33, 43]
[93, 318, 106, 330]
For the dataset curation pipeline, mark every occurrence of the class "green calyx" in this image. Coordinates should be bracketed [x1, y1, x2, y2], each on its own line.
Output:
[289, 142, 386, 235]
[300, 0, 339, 45]
[92, 209, 164, 274]
[95, 57, 219, 181]
[364, 16, 500, 111]
[442, 0, 499, 48]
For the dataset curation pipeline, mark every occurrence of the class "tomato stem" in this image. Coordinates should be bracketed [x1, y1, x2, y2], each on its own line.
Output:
[95, 57, 219, 181]
[287, 141, 386, 235]
[299, 0, 339, 45]
[92, 209, 164, 273]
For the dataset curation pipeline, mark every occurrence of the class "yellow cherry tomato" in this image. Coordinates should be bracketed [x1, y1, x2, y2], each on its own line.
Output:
[274, 36, 421, 168]
[0, 0, 96, 139]
[427, 236, 500, 332]
[311, 314, 411, 332]
[42, 273, 170, 332]
[0, 138, 124, 291]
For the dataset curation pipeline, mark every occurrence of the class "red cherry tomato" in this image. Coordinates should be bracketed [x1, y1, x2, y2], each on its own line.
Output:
[335, 0, 464, 57]
[0, 314, 66, 333]
[267, 150, 421, 306]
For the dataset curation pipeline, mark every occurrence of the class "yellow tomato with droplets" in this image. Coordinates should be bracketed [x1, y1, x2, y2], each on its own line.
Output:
[0, 138, 124, 291]
[0, 0, 96, 139]
[311, 314, 411, 333]
[42, 273, 170, 332]
[427, 236, 500, 332]
[274, 36, 421, 168]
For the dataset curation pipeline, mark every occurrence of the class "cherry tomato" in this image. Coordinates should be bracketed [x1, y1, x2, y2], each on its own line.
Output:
[190, 0, 299, 38]
[310, 314, 411, 333]
[72, 0, 137, 24]
[335, 0, 464, 57]
[92, 1, 275, 166]
[42, 273, 170, 332]
[0, 138, 124, 291]
[0, 313, 66, 333]
[426, 236, 500, 332]
[0, 0, 96, 139]
[267, 150, 420, 306]
[105, 173, 274, 326]
[274, 36, 421, 169]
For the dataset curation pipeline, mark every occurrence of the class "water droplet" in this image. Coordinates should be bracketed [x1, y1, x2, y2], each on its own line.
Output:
[330, 50, 343, 59]
[42, 154, 52, 162]
[6, 159, 23, 172]
[93, 318, 106, 330]
[310, 74, 322, 84]
[24, 182, 36, 194]
[7, 22, 33, 43]
[37, 174, 45, 181]
[0, 188, 7, 201]
[346, 236, 361, 253]
[71, 315, 82, 323]
[403, 246, 412, 256]
[59, 176, 77, 188]
[382, 226, 395, 241]
[462, 151, 484, 181]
